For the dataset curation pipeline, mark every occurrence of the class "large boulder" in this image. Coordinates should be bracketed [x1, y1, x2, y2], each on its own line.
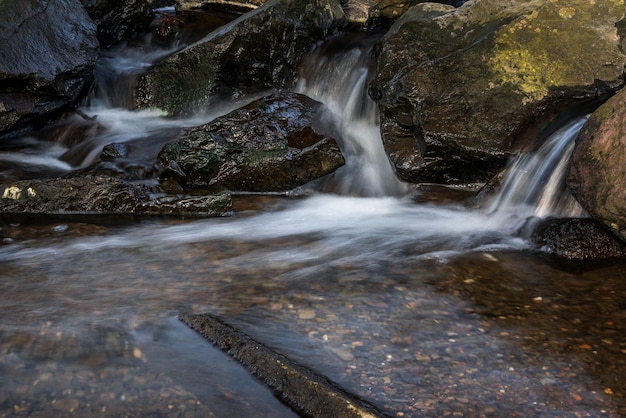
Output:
[568, 87, 626, 242]
[81, 0, 155, 48]
[157, 93, 345, 192]
[373, 0, 626, 184]
[0, 176, 233, 217]
[0, 0, 99, 139]
[134, 0, 346, 117]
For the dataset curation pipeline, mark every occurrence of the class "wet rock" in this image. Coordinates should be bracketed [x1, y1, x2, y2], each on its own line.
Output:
[568, 88, 626, 243]
[135, 0, 346, 116]
[343, 0, 380, 27]
[175, 0, 266, 13]
[531, 218, 626, 261]
[373, 0, 626, 185]
[157, 93, 345, 192]
[176, 0, 466, 26]
[101, 143, 131, 161]
[375, 0, 467, 22]
[0, 177, 233, 217]
[179, 312, 387, 418]
[81, 0, 155, 48]
[0, 0, 99, 139]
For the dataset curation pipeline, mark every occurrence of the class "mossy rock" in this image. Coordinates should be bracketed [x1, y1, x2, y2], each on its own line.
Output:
[135, 0, 346, 117]
[374, 0, 626, 184]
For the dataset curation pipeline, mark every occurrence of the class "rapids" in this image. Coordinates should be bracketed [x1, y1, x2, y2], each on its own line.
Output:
[1, 24, 625, 418]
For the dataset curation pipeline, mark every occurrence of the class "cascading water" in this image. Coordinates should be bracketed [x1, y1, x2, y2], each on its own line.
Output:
[486, 117, 587, 223]
[295, 37, 407, 197]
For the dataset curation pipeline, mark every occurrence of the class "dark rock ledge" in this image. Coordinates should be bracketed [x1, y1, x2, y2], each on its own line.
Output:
[179, 312, 390, 418]
[0, 176, 233, 217]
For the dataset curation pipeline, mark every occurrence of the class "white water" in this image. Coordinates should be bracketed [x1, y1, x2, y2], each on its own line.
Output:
[296, 39, 407, 197]
[487, 117, 587, 222]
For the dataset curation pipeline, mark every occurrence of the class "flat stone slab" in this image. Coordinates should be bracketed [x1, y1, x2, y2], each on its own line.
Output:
[179, 312, 389, 418]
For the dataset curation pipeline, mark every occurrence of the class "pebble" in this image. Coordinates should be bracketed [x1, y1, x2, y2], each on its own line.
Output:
[52, 398, 79, 413]
[298, 309, 316, 319]
[329, 347, 355, 362]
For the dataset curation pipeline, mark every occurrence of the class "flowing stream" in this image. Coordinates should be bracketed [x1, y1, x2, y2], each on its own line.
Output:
[1, 26, 626, 418]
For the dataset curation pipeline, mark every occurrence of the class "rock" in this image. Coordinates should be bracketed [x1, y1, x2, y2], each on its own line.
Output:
[101, 143, 131, 161]
[180, 313, 387, 418]
[135, 0, 346, 116]
[343, 0, 380, 26]
[175, 0, 467, 24]
[175, 0, 266, 13]
[157, 93, 345, 192]
[0, 0, 99, 139]
[0, 177, 233, 217]
[376, 0, 467, 21]
[568, 88, 626, 242]
[151, 0, 175, 8]
[373, 0, 626, 185]
[531, 218, 626, 260]
[81, 0, 155, 48]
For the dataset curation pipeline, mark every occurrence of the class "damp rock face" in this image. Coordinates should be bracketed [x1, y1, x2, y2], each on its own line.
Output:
[373, 0, 626, 185]
[157, 93, 345, 192]
[135, 0, 346, 117]
[568, 87, 626, 243]
[0, 0, 99, 138]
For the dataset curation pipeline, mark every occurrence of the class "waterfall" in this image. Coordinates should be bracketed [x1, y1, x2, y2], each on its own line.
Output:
[487, 116, 587, 222]
[295, 36, 407, 197]
[1, 27, 588, 223]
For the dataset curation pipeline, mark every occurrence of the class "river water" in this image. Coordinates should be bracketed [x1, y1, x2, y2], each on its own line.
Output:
[2, 14, 626, 418]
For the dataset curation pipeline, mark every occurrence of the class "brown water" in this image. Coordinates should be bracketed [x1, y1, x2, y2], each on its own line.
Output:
[2, 193, 626, 417]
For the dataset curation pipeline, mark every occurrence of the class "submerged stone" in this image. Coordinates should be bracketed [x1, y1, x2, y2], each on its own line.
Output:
[179, 312, 386, 418]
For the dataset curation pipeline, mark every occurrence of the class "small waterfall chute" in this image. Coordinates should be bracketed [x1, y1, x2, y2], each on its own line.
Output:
[295, 37, 407, 197]
[486, 116, 588, 224]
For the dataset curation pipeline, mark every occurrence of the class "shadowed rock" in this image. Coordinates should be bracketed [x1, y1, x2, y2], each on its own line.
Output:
[531, 218, 626, 260]
[81, 0, 155, 48]
[0, 0, 99, 138]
